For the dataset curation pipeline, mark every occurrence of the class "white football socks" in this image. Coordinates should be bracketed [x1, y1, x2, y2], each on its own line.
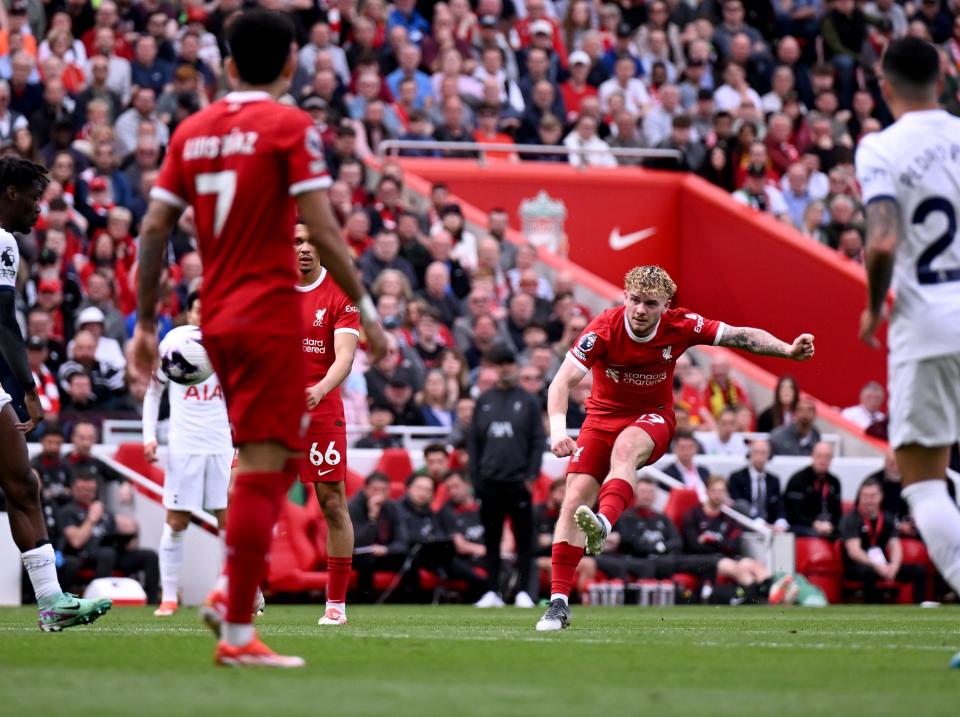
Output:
[326, 601, 346, 614]
[22, 544, 62, 605]
[223, 622, 255, 648]
[550, 593, 569, 606]
[903, 479, 960, 593]
[159, 524, 186, 605]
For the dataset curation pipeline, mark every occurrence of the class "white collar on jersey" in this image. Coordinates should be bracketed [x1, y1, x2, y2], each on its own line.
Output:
[623, 310, 659, 343]
[223, 91, 272, 104]
[296, 267, 328, 292]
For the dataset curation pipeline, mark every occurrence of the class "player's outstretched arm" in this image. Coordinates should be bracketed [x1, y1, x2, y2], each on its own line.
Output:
[547, 358, 586, 457]
[0, 289, 42, 431]
[129, 199, 183, 383]
[859, 198, 900, 348]
[718, 326, 815, 361]
[306, 332, 359, 410]
[296, 189, 386, 361]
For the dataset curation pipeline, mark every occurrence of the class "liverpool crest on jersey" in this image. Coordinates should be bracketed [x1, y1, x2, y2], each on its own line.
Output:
[313, 308, 327, 327]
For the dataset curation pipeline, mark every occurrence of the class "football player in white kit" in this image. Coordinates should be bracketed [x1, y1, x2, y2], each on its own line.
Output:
[143, 291, 233, 616]
[856, 36, 960, 668]
[0, 157, 111, 630]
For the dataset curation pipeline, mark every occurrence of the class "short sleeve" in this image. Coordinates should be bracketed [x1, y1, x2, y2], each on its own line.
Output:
[567, 316, 608, 372]
[334, 293, 361, 337]
[151, 126, 189, 210]
[678, 310, 725, 347]
[282, 109, 333, 196]
[855, 134, 896, 206]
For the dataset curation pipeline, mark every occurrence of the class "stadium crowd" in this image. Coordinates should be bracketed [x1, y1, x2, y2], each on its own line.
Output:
[0, 0, 958, 604]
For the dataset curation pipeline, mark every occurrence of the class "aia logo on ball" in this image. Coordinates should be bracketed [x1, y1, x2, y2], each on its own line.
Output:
[578, 332, 597, 353]
[313, 308, 327, 327]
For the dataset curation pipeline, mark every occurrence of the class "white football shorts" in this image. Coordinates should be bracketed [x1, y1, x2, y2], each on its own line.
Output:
[888, 354, 960, 449]
[163, 451, 233, 512]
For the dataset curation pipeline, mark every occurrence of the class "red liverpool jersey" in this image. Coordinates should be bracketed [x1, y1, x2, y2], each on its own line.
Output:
[569, 306, 725, 417]
[152, 91, 331, 336]
[298, 267, 360, 426]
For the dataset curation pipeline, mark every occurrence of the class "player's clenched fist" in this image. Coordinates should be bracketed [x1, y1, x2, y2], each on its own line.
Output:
[363, 319, 388, 363]
[551, 436, 578, 458]
[789, 333, 815, 361]
[128, 323, 159, 383]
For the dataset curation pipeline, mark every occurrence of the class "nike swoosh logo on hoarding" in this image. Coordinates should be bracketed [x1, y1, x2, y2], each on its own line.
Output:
[609, 226, 657, 250]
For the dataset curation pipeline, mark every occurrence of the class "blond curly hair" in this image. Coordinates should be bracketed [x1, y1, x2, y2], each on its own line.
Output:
[624, 265, 677, 298]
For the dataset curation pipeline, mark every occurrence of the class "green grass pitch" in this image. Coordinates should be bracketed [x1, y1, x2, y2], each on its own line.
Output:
[0, 605, 957, 717]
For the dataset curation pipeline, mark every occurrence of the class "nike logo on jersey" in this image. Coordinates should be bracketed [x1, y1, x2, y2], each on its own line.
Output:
[609, 226, 656, 251]
[317, 469, 335, 477]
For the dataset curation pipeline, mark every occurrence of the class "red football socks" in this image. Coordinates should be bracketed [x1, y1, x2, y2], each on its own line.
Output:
[326, 556, 352, 604]
[550, 541, 585, 598]
[224, 471, 291, 624]
[598, 478, 635, 528]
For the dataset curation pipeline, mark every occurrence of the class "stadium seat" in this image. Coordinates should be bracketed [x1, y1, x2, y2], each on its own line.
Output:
[834, 541, 910, 604]
[344, 469, 365, 498]
[267, 500, 328, 593]
[663, 488, 701, 532]
[375, 448, 414, 484]
[531, 473, 555, 505]
[113, 443, 166, 487]
[795, 537, 842, 604]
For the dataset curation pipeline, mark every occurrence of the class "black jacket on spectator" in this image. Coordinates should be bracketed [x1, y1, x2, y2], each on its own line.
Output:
[354, 431, 404, 449]
[56, 500, 116, 555]
[31, 454, 74, 507]
[418, 290, 461, 328]
[396, 496, 445, 545]
[728, 467, 785, 524]
[468, 385, 544, 489]
[438, 500, 485, 551]
[682, 504, 744, 557]
[784, 467, 842, 533]
[615, 508, 683, 557]
[348, 491, 408, 554]
[662, 462, 710, 492]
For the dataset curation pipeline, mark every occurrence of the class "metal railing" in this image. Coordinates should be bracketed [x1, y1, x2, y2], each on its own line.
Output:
[376, 139, 684, 165]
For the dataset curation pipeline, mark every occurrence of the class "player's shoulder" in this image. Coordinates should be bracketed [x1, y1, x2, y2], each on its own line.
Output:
[664, 307, 701, 328]
[593, 305, 624, 332]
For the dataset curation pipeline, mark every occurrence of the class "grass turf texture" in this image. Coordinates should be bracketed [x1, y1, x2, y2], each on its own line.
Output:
[0, 605, 957, 716]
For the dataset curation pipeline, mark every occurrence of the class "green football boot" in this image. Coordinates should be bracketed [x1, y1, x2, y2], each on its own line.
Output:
[38, 592, 112, 632]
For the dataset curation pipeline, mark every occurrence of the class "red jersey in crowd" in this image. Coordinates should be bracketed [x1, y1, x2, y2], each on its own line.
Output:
[569, 305, 725, 418]
[153, 91, 331, 336]
[298, 266, 360, 429]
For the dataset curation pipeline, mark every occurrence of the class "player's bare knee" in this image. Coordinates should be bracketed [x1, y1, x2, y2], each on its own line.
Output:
[316, 486, 347, 522]
[166, 511, 191, 532]
[5, 468, 41, 512]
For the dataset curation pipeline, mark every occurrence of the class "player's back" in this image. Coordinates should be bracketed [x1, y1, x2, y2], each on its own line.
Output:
[155, 92, 330, 337]
[856, 109, 960, 364]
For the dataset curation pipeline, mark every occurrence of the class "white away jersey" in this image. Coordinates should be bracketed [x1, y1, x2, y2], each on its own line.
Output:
[143, 370, 232, 455]
[856, 109, 960, 364]
[0, 229, 19, 289]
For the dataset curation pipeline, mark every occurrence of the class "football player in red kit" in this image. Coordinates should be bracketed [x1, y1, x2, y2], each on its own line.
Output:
[129, 10, 385, 667]
[536, 266, 814, 631]
[295, 224, 359, 626]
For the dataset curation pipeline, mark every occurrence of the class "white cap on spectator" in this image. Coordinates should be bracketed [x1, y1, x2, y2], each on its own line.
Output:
[76, 306, 106, 328]
[530, 19, 553, 36]
[569, 50, 590, 66]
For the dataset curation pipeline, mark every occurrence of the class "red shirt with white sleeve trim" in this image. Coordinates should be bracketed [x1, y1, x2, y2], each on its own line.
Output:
[568, 306, 725, 418]
[298, 266, 360, 427]
[152, 91, 331, 336]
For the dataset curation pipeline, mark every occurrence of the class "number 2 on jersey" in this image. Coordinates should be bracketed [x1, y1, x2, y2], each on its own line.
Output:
[195, 171, 237, 239]
[913, 196, 960, 285]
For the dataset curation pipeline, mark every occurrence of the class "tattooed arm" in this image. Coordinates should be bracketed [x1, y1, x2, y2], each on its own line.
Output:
[719, 326, 816, 361]
[859, 198, 900, 347]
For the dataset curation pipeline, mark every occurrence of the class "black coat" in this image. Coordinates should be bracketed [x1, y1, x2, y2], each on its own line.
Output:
[728, 467, 785, 524]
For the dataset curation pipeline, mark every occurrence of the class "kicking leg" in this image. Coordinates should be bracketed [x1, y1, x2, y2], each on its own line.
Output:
[315, 481, 353, 625]
[155, 510, 190, 616]
[577, 426, 655, 555]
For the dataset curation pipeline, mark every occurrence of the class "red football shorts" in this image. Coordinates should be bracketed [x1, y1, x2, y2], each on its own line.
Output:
[300, 428, 347, 483]
[566, 409, 676, 481]
[204, 332, 307, 452]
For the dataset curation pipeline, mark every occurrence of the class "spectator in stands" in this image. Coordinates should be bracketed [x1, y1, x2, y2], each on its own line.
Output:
[31, 425, 73, 508]
[412, 443, 451, 484]
[781, 162, 814, 229]
[383, 376, 425, 427]
[785, 440, 842, 537]
[564, 113, 617, 168]
[728, 439, 788, 529]
[57, 471, 159, 602]
[733, 162, 790, 220]
[840, 477, 927, 603]
[663, 430, 710, 499]
[56, 329, 126, 409]
[757, 374, 799, 433]
[770, 395, 821, 456]
[28, 336, 60, 425]
[418, 368, 455, 429]
[704, 355, 751, 419]
[698, 407, 748, 457]
[427, 230, 471, 299]
[397, 474, 486, 598]
[866, 450, 914, 532]
[502, 293, 536, 353]
[841, 381, 887, 431]
[682, 476, 773, 599]
[71, 306, 124, 371]
[356, 402, 404, 449]
[358, 231, 418, 292]
[418, 261, 461, 327]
